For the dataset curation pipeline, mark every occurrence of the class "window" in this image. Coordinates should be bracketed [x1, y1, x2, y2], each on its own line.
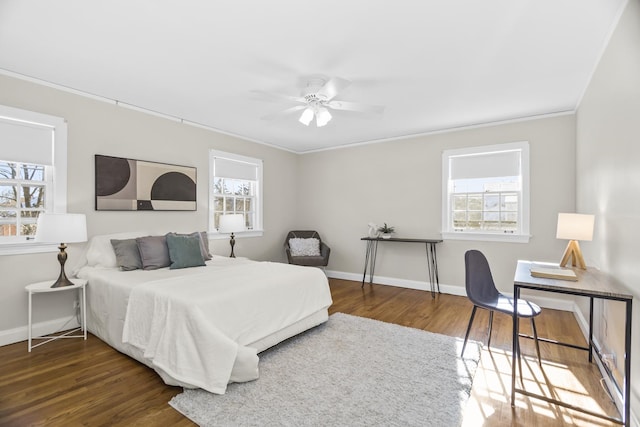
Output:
[0, 104, 67, 253]
[209, 150, 263, 237]
[442, 141, 529, 243]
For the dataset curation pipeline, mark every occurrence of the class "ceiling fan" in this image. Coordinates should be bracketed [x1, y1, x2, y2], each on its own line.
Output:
[256, 76, 384, 127]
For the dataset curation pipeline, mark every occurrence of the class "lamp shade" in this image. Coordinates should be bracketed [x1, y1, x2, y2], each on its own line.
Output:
[35, 213, 87, 244]
[556, 213, 594, 241]
[299, 108, 314, 126]
[218, 214, 245, 234]
[315, 108, 332, 127]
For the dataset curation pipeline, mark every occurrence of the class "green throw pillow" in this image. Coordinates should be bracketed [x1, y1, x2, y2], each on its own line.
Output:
[166, 233, 206, 269]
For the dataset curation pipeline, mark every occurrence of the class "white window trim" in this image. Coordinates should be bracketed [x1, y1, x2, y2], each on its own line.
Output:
[208, 149, 263, 239]
[441, 141, 530, 243]
[0, 105, 67, 255]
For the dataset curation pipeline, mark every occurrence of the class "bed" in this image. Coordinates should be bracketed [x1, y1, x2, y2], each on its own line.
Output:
[74, 231, 333, 394]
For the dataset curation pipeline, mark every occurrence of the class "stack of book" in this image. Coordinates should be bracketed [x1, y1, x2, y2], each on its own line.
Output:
[529, 265, 578, 281]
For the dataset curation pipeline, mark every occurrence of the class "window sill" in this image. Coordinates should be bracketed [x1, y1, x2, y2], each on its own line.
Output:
[0, 242, 61, 256]
[442, 231, 530, 243]
[208, 230, 264, 240]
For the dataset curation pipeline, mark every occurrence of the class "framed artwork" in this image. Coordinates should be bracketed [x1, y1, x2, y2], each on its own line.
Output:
[95, 154, 197, 211]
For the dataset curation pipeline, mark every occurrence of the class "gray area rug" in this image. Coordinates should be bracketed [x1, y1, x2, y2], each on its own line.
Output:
[169, 312, 480, 427]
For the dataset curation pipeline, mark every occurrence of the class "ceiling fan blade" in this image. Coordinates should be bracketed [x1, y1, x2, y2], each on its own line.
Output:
[316, 77, 351, 101]
[251, 90, 305, 104]
[325, 100, 385, 114]
[260, 105, 307, 121]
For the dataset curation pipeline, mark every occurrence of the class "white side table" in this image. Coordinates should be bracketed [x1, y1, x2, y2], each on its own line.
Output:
[25, 279, 87, 352]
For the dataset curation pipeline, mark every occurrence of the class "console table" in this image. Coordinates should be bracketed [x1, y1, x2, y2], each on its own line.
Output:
[511, 260, 633, 426]
[361, 237, 443, 297]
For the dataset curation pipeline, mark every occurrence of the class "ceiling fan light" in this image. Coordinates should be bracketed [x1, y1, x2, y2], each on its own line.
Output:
[316, 108, 332, 127]
[299, 108, 314, 126]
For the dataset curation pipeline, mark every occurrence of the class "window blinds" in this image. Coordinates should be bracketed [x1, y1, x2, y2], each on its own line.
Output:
[0, 118, 54, 166]
[449, 149, 520, 180]
[213, 156, 258, 180]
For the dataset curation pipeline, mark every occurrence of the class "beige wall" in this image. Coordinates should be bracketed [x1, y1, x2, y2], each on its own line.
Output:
[0, 74, 299, 334]
[297, 114, 577, 296]
[576, 0, 640, 417]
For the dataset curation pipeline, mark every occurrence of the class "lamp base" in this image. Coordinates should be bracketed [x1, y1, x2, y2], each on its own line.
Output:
[51, 243, 74, 288]
[229, 233, 236, 258]
[51, 275, 75, 288]
[559, 240, 586, 269]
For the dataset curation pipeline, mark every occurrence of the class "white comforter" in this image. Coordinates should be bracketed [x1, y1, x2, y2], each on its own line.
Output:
[78, 258, 332, 394]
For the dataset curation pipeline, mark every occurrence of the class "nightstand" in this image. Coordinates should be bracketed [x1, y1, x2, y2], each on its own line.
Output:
[25, 279, 87, 352]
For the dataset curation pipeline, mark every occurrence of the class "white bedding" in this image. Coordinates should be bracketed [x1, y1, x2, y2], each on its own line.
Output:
[77, 255, 332, 394]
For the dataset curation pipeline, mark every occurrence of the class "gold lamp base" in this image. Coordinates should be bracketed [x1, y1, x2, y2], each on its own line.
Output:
[559, 240, 586, 269]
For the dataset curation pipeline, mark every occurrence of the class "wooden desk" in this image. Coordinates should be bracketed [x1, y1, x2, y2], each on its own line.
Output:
[511, 260, 633, 426]
[361, 237, 443, 297]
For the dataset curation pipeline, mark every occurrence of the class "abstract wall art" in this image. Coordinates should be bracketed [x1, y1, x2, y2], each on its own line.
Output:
[95, 154, 197, 211]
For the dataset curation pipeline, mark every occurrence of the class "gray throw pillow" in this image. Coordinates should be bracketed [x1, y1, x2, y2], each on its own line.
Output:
[136, 235, 171, 270]
[110, 238, 143, 271]
[166, 233, 206, 269]
[198, 231, 213, 260]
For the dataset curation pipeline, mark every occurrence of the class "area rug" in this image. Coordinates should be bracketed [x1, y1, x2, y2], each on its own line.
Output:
[169, 312, 480, 427]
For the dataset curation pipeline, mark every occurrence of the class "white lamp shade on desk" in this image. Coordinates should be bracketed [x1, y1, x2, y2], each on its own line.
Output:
[556, 213, 594, 241]
[556, 212, 594, 269]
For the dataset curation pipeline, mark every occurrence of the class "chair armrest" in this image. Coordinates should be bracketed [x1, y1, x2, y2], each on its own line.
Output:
[320, 242, 331, 261]
[284, 245, 294, 264]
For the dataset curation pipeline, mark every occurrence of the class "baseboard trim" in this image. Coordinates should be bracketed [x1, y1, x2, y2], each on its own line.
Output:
[0, 315, 80, 347]
[325, 269, 574, 311]
[572, 303, 638, 426]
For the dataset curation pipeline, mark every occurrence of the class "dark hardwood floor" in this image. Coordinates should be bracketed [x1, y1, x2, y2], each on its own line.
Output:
[0, 279, 620, 426]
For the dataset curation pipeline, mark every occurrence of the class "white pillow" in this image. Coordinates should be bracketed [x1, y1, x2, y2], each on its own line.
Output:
[85, 231, 150, 268]
[289, 237, 321, 256]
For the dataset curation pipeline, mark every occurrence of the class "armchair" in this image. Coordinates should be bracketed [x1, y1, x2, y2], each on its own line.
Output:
[284, 230, 330, 267]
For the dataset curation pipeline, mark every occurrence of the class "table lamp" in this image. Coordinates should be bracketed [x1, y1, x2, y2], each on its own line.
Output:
[218, 214, 245, 257]
[35, 213, 88, 287]
[556, 213, 594, 269]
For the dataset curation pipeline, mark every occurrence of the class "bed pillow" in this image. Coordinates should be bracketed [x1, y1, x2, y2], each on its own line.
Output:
[85, 231, 149, 268]
[167, 231, 212, 261]
[289, 237, 321, 256]
[110, 239, 143, 271]
[198, 231, 213, 260]
[166, 233, 206, 269]
[136, 235, 171, 270]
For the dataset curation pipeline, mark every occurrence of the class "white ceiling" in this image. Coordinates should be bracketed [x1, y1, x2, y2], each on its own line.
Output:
[0, 0, 627, 153]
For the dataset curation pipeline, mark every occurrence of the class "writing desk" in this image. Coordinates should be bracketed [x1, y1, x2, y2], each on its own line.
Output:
[511, 260, 633, 426]
[361, 237, 443, 297]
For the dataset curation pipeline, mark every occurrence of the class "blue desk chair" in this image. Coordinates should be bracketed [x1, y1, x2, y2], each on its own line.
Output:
[461, 250, 542, 365]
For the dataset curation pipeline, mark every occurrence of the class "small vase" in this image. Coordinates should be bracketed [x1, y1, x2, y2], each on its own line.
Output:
[381, 233, 392, 239]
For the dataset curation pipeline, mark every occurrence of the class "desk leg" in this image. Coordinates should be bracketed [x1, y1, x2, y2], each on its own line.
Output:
[511, 285, 520, 406]
[432, 244, 440, 293]
[425, 243, 440, 298]
[369, 240, 378, 285]
[624, 299, 632, 427]
[361, 241, 378, 287]
[425, 243, 436, 298]
[28, 291, 32, 352]
[82, 285, 87, 340]
[361, 241, 371, 287]
[589, 297, 594, 363]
